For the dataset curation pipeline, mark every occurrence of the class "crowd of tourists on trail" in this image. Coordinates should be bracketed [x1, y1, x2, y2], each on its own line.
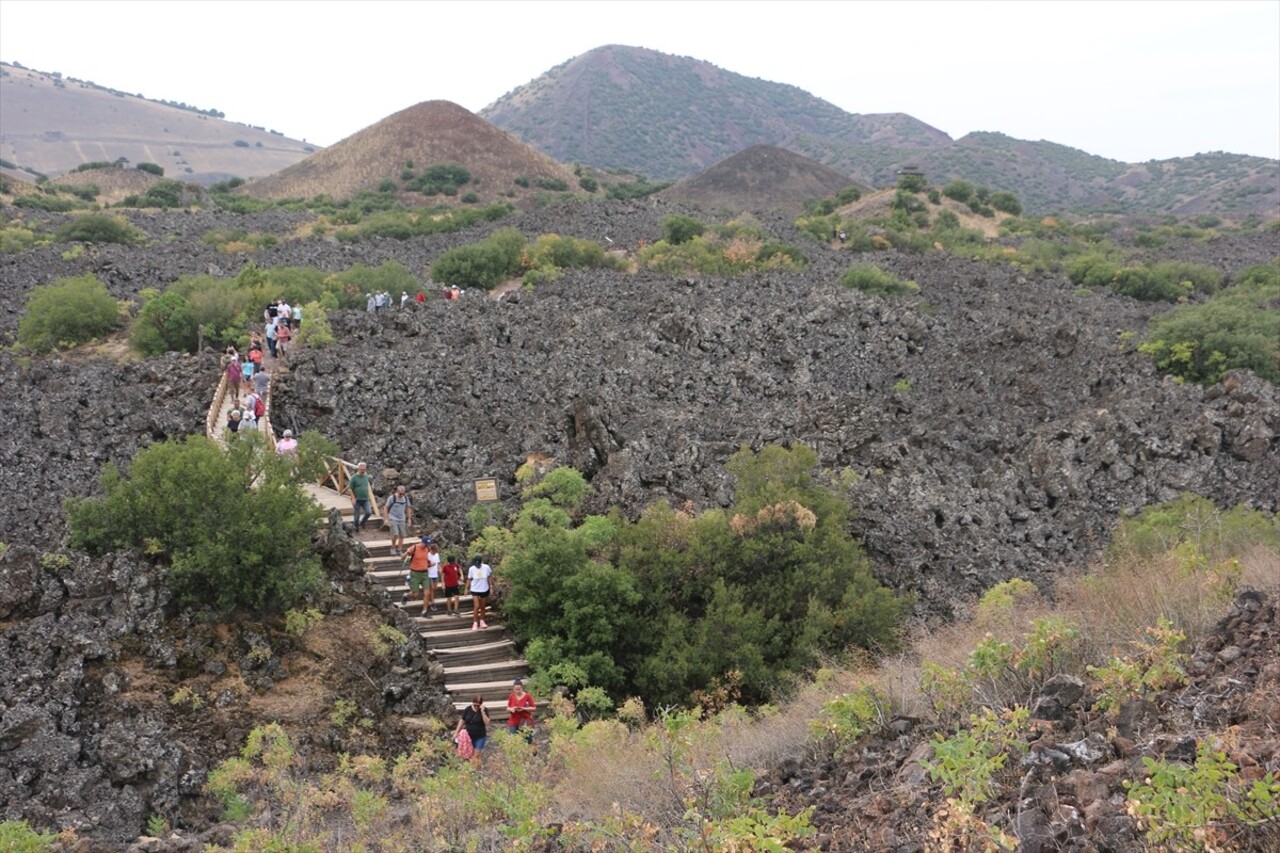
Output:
[365, 288, 464, 314]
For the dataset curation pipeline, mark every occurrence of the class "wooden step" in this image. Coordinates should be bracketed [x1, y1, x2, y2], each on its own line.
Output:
[420, 625, 506, 648]
[413, 610, 480, 632]
[445, 679, 526, 703]
[431, 640, 516, 666]
[444, 661, 529, 685]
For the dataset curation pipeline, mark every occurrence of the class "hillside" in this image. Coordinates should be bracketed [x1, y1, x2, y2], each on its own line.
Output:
[659, 144, 861, 214]
[480, 45, 949, 182]
[482, 46, 1280, 219]
[0, 62, 316, 184]
[242, 100, 580, 204]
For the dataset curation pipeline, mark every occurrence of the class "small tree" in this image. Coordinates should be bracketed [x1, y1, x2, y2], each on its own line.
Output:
[136, 162, 164, 176]
[67, 436, 324, 614]
[18, 274, 121, 351]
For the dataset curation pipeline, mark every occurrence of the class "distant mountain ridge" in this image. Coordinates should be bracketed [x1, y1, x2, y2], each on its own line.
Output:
[483, 45, 1279, 218]
[0, 61, 315, 185]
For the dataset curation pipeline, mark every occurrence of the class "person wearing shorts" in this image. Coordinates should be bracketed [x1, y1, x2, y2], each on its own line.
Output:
[441, 554, 463, 616]
[383, 485, 413, 555]
[468, 556, 492, 630]
[427, 544, 441, 597]
[402, 535, 433, 611]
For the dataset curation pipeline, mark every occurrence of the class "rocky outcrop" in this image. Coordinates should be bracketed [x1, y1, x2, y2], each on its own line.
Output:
[273, 247, 1278, 613]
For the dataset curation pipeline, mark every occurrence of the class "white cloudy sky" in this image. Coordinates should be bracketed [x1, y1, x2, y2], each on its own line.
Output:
[2, 0, 1277, 163]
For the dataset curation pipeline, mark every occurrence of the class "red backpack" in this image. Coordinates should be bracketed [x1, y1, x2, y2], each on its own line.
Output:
[254, 397, 265, 418]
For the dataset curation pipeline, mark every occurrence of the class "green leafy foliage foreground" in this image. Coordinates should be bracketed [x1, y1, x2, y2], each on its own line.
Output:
[67, 435, 328, 613]
[482, 445, 907, 708]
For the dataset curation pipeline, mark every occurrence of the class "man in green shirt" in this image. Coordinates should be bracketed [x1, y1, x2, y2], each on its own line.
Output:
[346, 461, 373, 531]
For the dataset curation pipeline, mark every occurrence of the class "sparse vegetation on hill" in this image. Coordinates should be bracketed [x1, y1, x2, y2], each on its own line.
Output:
[840, 264, 919, 298]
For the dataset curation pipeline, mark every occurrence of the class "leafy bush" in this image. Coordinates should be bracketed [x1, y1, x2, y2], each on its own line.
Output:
[988, 191, 1022, 215]
[896, 172, 927, 192]
[123, 178, 186, 209]
[431, 227, 525, 290]
[839, 264, 919, 298]
[136, 162, 164, 176]
[54, 213, 144, 244]
[532, 176, 569, 191]
[501, 447, 905, 707]
[578, 175, 598, 192]
[67, 436, 324, 613]
[13, 193, 79, 212]
[1126, 737, 1280, 851]
[405, 163, 471, 195]
[0, 820, 57, 851]
[942, 180, 975, 204]
[18, 274, 121, 351]
[291, 302, 335, 348]
[333, 203, 510, 241]
[1138, 264, 1279, 384]
[0, 223, 40, 253]
[661, 215, 705, 245]
[603, 178, 670, 200]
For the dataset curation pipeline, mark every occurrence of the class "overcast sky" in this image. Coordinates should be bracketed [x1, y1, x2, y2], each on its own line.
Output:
[2, 0, 1277, 164]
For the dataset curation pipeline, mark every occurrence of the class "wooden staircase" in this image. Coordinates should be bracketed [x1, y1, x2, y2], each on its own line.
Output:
[207, 334, 533, 723]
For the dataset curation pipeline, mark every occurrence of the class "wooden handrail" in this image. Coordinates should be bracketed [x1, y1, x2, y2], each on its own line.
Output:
[206, 368, 229, 443]
[319, 456, 383, 521]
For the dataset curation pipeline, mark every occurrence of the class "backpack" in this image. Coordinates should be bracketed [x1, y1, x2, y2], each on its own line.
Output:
[255, 397, 265, 418]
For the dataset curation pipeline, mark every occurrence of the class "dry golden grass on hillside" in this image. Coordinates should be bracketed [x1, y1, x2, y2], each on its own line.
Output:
[839, 189, 1011, 238]
[49, 168, 160, 205]
[243, 100, 580, 204]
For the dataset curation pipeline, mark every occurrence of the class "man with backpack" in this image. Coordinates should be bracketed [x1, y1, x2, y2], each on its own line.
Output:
[383, 485, 413, 556]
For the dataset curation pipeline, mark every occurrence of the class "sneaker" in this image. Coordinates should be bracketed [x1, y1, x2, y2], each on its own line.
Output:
[479, 620, 489, 628]
[471, 623, 479, 632]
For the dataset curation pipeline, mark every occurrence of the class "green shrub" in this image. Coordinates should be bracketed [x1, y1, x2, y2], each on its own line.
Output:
[18, 274, 121, 351]
[603, 178, 670, 199]
[55, 213, 144, 245]
[1125, 737, 1280, 851]
[942, 180, 975, 204]
[291, 302, 335, 348]
[532, 176, 569, 191]
[0, 820, 57, 852]
[896, 172, 927, 192]
[14, 193, 79, 212]
[0, 223, 40, 253]
[1066, 254, 1120, 288]
[661, 214, 706, 245]
[431, 227, 525, 290]
[1139, 271, 1280, 384]
[840, 264, 919, 297]
[578, 176, 598, 193]
[989, 191, 1022, 215]
[129, 178, 186, 209]
[1111, 266, 1183, 302]
[72, 160, 115, 173]
[67, 436, 324, 613]
[405, 163, 471, 195]
[136, 162, 164, 176]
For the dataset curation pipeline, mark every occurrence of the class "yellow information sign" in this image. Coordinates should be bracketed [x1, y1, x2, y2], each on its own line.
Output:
[474, 478, 500, 503]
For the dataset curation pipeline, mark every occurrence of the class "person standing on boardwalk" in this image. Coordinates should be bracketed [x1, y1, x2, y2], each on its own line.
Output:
[346, 462, 373, 531]
[468, 556, 492, 631]
[506, 679, 535, 740]
[225, 356, 242, 400]
[275, 428, 298, 457]
[275, 320, 292, 359]
[384, 485, 413, 556]
[440, 553, 463, 617]
[402, 535, 433, 611]
[265, 316, 279, 358]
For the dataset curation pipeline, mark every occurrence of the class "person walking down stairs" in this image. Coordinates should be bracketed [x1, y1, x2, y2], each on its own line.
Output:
[346, 462, 373, 531]
[468, 556, 492, 631]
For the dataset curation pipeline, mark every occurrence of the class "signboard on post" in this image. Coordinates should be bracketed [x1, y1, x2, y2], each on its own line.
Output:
[474, 478, 499, 503]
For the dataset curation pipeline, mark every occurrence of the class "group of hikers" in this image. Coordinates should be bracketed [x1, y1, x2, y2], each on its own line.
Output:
[366, 288, 465, 314]
[223, 339, 272, 436]
[341, 468, 533, 763]
[342, 467, 494, 631]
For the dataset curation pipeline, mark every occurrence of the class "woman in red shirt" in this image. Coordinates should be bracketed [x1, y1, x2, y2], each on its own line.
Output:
[506, 679, 535, 740]
[440, 555, 463, 617]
